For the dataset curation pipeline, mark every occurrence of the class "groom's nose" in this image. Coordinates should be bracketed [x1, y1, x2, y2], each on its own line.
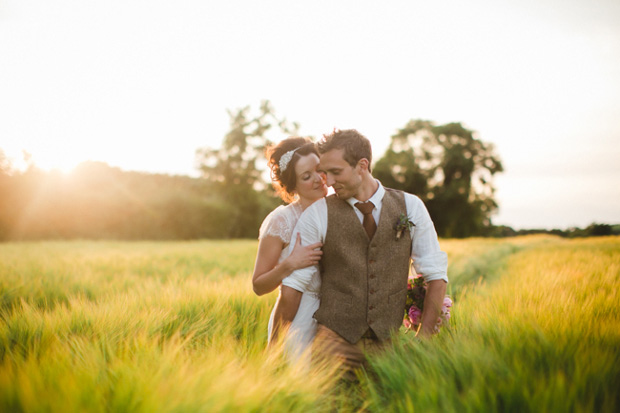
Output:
[325, 173, 336, 187]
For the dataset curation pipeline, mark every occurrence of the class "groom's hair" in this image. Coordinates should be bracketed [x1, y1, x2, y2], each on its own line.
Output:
[318, 129, 372, 172]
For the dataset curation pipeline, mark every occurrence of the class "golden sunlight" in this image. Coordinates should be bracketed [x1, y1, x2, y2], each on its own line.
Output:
[5, 147, 84, 174]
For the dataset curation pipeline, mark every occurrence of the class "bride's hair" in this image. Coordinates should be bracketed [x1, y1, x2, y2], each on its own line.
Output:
[266, 136, 318, 202]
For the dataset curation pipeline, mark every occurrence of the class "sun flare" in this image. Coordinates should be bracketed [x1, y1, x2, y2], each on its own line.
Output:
[4, 147, 84, 174]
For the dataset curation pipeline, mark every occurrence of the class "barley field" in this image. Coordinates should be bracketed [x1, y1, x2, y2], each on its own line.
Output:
[1, 236, 619, 412]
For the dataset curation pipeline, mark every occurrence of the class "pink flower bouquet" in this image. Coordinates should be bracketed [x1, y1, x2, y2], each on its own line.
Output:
[403, 274, 452, 333]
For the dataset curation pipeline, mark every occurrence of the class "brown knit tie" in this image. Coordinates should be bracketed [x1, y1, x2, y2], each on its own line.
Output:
[355, 201, 377, 239]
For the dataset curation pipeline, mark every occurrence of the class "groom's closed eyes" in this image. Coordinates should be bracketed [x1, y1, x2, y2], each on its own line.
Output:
[321, 167, 343, 176]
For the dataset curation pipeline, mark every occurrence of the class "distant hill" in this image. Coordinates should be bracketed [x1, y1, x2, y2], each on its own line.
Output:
[0, 161, 615, 241]
[0, 161, 280, 240]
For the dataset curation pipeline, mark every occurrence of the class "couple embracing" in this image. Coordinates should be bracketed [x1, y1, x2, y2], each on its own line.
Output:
[252, 129, 448, 376]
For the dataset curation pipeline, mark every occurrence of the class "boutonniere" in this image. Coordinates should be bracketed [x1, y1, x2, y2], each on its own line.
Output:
[395, 213, 415, 240]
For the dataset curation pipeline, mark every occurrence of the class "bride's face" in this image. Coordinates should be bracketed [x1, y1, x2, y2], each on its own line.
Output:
[294, 153, 328, 202]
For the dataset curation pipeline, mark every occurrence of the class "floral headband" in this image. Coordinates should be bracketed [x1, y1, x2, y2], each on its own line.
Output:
[279, 148, 300, 172]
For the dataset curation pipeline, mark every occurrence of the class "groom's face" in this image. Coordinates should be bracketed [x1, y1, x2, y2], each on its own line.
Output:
[319, 148, 362, 200]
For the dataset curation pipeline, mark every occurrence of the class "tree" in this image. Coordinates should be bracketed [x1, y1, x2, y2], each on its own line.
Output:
[195, 100, 299, 238]
[374, 120, 503, 238]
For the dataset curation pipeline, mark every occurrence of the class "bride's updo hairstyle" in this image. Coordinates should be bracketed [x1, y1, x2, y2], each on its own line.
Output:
[266, 136, 318, 203]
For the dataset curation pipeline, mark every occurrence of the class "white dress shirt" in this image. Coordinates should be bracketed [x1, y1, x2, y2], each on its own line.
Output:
[282, 181, 448, 292]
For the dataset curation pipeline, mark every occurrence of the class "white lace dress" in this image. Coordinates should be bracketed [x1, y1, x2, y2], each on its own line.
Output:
[258, 201, 322, 363]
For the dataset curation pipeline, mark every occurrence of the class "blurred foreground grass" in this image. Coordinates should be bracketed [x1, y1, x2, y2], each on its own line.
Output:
[1, 236, 618, 412]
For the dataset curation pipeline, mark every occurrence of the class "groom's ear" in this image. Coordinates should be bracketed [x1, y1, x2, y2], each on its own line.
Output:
[357, 158, 370, 172]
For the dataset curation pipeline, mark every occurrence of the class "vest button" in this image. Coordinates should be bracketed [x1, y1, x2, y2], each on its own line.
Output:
[369, 288, 375, 294]
[369, 259, 375, 264]
[369, 274, 375, 279]
[369, 305, 375, 310]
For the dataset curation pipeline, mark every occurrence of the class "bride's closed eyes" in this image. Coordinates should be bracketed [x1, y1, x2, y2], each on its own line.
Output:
[301, 169, 321, 181]
[299, 166, 325, 183]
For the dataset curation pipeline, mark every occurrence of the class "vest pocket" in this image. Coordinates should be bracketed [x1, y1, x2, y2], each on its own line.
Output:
[324, 289, 353, 307]
[388, 287, 407, 304]
[388, 287, 408, 327]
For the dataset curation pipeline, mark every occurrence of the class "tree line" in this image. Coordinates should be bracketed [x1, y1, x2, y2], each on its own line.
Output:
[0, 160, 267, 240]
[1, 101, 616, 240]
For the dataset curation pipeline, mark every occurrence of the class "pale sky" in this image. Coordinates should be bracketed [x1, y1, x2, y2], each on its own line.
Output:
[1, 0, 619, 230]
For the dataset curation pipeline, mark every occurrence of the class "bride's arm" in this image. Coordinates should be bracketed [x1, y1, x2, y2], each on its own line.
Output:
[269, 285, 302, 344]
[252, 234, 322, 296]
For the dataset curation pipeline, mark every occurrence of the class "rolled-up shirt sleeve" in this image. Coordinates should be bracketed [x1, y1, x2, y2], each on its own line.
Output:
[407, 194, 448, 283]
[281, 199, 326, 292]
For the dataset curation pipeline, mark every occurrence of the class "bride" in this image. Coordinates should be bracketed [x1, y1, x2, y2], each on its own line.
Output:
[252, 136, 327, 361]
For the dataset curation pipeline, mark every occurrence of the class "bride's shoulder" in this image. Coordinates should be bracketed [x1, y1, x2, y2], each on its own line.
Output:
[264, 203, 298, 222]
[259, 202, 300, 242]
[299, 197, 327, 219]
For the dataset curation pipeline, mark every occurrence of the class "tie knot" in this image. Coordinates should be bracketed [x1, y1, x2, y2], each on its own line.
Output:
[355, 201, 375, 215]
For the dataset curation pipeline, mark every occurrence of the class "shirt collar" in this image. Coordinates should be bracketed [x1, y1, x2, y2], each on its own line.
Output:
[346, 179, 385, 209]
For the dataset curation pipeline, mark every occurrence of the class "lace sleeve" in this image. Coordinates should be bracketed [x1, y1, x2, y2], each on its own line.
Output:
[258, 206, 294, 244]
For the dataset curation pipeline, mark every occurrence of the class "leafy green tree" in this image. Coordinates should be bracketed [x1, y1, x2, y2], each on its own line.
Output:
[195, 100, 298, 238]
[374, 120, 503, 238]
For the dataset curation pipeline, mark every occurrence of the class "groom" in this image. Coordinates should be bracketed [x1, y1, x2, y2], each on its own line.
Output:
[277, 129, 448, 372]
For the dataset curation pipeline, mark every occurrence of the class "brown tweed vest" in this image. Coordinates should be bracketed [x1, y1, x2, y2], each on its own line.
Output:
[314, 188, 412, 343]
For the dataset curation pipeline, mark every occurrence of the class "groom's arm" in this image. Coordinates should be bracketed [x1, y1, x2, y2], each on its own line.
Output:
[271, 200, 327, 342]
[281, 199, 326, 292]
[418, 279, 447, 338]
[405, 194, 449, 338]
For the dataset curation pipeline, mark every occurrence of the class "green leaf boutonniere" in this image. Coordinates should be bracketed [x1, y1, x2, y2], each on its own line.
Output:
[395, 213, 415, 240]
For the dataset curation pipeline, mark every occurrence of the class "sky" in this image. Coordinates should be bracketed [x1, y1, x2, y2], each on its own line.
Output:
[1, 0, 619, 230]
